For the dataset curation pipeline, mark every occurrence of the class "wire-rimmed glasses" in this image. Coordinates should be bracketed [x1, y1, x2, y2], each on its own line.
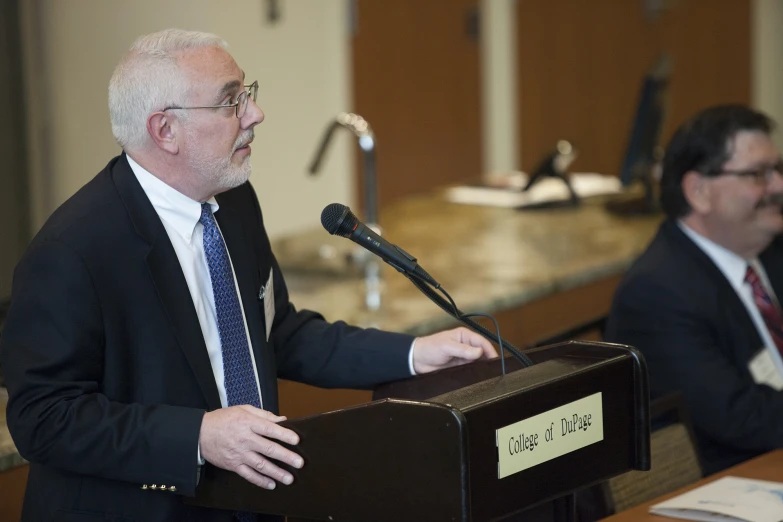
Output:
[162, 81, 258, 119]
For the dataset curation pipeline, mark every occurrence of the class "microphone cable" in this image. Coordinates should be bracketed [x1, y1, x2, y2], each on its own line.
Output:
[403, 270, 533, 370]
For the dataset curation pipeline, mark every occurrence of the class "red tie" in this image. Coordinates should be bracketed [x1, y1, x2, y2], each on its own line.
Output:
[745, 265, 783, 355]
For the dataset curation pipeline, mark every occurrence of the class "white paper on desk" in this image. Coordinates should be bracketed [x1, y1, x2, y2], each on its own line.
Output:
[444, 173, 621, 208]
[649, 476, 783, 522]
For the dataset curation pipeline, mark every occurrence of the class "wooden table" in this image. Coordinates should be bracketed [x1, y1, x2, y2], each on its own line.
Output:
[601, 449, 783, 521]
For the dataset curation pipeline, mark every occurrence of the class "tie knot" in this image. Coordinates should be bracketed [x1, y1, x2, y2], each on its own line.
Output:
[200, 202, 214, 227]
[746, 264, 762, 287]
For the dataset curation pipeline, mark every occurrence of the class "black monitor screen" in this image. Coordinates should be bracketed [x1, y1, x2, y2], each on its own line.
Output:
[618, 60, 669, 187]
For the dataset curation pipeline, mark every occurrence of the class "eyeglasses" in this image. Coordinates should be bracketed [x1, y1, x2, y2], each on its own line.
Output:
[708, 160, 783, 184]
[162, 81, 258, 119]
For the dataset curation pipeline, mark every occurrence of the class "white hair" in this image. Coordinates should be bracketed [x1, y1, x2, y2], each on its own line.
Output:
[108, 29, 228, 151]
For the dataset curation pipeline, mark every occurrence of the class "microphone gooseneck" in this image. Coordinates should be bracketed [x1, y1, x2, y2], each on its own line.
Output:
[320, 203, 533, 368]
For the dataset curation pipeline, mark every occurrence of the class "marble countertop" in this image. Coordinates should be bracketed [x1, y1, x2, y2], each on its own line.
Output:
[273, 191, 662, 336]
[0, 191, 663, 473]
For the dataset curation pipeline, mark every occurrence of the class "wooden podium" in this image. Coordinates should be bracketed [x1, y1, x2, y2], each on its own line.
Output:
[190, 341, 651, 521]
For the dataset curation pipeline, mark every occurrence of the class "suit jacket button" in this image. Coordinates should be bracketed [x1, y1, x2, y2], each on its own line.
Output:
[151, 484, 157, 490]
[160, 485, 166, 490]
[141, 485, 148, 490]
[169, 486, 177, 492]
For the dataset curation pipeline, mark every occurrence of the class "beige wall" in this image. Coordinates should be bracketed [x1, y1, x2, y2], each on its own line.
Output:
[480, 0, 519, 174]
[753, 0, 783, 150]
[21, 0, 354, 239]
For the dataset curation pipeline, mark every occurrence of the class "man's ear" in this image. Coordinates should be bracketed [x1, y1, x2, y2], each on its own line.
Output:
[682, 170, 711, 214]
[147, 112, 179, 155]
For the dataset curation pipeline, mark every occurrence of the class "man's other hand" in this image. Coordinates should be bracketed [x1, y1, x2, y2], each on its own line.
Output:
[412, 327, 497, 374]
[199, 405, 303, 490]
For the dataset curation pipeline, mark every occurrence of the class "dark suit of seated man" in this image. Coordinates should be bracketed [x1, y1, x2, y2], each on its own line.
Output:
[0, 29, 497, 522]
[606, 104, 783, 475]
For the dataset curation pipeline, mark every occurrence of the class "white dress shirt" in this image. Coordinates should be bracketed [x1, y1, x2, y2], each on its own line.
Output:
[127, 156, 419, 471]
[678, 221, 783, 377]
[127, 155, 264, 409]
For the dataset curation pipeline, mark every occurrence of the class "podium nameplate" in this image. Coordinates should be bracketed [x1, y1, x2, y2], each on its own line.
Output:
[496, 392, 604, 478]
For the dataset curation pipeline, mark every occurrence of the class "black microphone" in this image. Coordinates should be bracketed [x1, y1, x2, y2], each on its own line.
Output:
[320, 203, 439, 287]
[321, 203, 533, 367]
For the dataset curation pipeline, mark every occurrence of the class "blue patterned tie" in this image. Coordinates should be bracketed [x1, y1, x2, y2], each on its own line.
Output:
[201, 204, 261, 522]
[199, 203, 261, 409]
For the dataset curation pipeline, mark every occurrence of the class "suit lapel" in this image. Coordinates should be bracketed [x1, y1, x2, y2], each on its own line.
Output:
[112, 155, 222, 411]
[663, 221, 764, 356]
[214, 196, 278, 407]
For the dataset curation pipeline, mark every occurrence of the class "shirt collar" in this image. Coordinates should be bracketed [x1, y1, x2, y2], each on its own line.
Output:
[677, 220, 753, 291]
[126, 154, 219, 242]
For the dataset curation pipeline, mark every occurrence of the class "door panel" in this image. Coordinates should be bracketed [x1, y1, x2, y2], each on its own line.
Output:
[352, 0, 482, 212]
[660, 0, 751, 135]
[516, 0, 750, 176]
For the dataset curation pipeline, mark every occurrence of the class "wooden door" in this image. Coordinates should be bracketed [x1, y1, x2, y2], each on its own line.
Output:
[351, 0, 483, 212]
[516, 0, 750, 175]
[659, 0, 751, 135]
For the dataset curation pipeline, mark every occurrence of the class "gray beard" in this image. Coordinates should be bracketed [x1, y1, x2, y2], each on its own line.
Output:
[186, 133, 253, 195]
[190, 155, 251, 195]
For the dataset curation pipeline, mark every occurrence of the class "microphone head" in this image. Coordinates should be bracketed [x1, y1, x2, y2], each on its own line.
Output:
[320, 203, 358, 237]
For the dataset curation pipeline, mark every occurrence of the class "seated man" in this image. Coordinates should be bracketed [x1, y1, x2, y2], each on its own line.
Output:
[606, 104, 783, 474]
[0, 29, 496, 522]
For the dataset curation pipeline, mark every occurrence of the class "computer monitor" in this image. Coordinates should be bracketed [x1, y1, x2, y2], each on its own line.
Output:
[604, 55, 670, 215]
[618, 55, 670, 188]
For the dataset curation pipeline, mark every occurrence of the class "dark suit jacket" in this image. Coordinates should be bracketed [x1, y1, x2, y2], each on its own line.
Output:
[606, 219, 783, 474]
[0, 154, 414, 522]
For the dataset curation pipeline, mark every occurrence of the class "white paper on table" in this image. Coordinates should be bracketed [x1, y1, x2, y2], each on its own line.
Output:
[444, 172, 621, 208]
[649, 476, 783, 522]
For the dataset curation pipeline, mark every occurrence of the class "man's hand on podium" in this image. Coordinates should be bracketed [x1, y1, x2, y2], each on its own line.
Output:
[412, 327, 498, 374]
[199, 405, 304, 490]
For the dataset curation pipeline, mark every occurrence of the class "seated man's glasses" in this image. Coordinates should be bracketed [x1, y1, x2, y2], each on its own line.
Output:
[708, 160, 783, 185]
[163, 81, 258, 119]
